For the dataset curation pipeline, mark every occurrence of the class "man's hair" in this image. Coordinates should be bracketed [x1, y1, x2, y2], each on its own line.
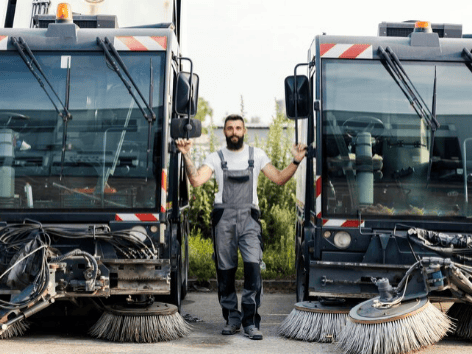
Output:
[224, 114, 245, 128]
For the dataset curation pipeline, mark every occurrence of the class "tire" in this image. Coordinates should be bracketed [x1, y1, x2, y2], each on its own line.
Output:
[169, 253, 182, 312]
[296, 241, 308, 303]
[163, 233, 182, 312]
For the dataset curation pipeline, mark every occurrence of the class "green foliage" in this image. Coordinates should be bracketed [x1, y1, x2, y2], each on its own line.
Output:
[188, 228, 294, 281]
[188, 100, 217, 238]
[208, 120, 218, 155]
[188, 229, 216, 281]
[188, 230, 295, 281]
[261, 205, 296, 279]
[188, 177, 216, 239]
[256, 101, 296, 246]
[195, 97, 214, 134]
[194, 97, 213, 124]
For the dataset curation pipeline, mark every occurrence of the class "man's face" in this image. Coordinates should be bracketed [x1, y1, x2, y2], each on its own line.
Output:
[224, 119, 246, 150]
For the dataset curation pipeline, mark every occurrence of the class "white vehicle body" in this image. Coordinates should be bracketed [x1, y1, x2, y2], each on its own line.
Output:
[0, 0, 173, 29]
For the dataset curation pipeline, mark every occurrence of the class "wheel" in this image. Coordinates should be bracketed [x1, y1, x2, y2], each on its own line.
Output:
[168, 251, 182, 312]
[296, 240, 308, 302]
[163, 226, 182, 312]
[341, 116, 384, 138]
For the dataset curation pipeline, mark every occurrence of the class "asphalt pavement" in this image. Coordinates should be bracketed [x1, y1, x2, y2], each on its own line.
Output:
[1, 290, 472, 354]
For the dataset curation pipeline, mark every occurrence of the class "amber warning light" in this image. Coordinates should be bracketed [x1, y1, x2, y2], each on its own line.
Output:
[56, 3, 73, 22]
[414, 21, 432, 33]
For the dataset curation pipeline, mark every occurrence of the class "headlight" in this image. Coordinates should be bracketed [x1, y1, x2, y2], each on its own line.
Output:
[130, 226, 147, 242]
[333, 231, 351, 249]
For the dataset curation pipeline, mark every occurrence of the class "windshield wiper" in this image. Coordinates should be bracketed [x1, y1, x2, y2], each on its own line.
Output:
[61, 57, 72, 180]
[461, 47, 472, 67]
[96, 37, 156, 180]
[11, 37, 73, 180]
[426, 67, 437, 185]
[379, 46, 440, 185]
[378, 46, 440, 131]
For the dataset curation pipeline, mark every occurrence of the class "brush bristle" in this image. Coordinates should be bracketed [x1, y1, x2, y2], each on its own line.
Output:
[0, 321, 29, 339]
[337, 301, 453, 354]
[89, 311, 191, 342]
[278, 308, 347, 342]
[447, 302, 472, 340]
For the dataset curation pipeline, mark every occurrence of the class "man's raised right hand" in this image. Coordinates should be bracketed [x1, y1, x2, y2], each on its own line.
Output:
[175, 138, 193, 155]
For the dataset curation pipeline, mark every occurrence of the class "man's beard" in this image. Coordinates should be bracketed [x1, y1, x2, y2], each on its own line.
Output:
[226, 135, 244, 150]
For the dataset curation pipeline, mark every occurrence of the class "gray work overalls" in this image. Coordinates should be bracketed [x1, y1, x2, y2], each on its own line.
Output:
[212, 146, 263, 329]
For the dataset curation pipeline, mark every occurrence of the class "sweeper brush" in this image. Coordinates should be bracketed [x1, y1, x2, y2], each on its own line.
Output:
[337, 297, 453, 354]
[89, 302, 191, 342]
[0, 320, 29, 339]
[447, 303, 472, 340]
[278, 301, 349, 342]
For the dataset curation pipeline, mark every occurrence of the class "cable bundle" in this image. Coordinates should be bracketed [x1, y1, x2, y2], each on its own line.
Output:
[0, 221, 159, 312]
[0, 223, 50, 312]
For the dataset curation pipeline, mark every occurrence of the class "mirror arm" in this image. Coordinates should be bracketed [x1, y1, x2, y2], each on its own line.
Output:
[306, 144, 317, 159]
[293, 62, 312, 145]
[176, 56, 194, 139]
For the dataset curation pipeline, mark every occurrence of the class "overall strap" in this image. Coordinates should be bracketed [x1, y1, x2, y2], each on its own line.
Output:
[248, 146, 254, 168]
[217, 150, 228, 170]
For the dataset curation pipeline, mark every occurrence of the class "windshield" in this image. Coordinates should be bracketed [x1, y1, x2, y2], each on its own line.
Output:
[322, 59, 472, 218]
[0, 51, 165, 210]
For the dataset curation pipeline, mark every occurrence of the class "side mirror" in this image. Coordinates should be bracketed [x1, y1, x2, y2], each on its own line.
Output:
[174, 72, 199, 117]
[170, 118, 202, 139]
[284, 75, 310, 119]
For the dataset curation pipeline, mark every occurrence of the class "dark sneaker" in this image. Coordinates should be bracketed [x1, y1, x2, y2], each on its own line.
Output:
[222, 323, 240, 335]
[243, 325, 263, 340]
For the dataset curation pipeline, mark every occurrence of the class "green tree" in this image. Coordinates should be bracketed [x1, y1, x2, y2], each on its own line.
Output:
[188, 98, 217, 238]
[256, 100, 296, 246]
[194, 97, 213, 134]
[195, 97, 213, 124]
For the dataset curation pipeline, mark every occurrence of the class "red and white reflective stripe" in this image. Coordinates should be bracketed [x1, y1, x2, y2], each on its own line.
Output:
[113, 36, 167, 51]
[320, 43, 372, 59]
[0, 36, 8, 50]
[322, 219, 365, 228]
[161, 169, 167, 213]
[115, 213, 159, 221]
[315, 175, 322, 219]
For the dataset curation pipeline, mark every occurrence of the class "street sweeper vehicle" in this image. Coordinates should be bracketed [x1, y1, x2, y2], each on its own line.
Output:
[279, 21, 472, 353]
[0, 0, 201, 342]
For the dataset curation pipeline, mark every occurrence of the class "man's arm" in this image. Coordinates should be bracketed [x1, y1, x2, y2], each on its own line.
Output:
[182, 152, 213, 187]
[262, 144, 307, 186]
[175, 139, 213, 187]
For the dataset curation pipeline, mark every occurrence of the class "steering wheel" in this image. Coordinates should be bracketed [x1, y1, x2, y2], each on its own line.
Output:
[0, 112, 30, 127]
[341, 116, 384, 138]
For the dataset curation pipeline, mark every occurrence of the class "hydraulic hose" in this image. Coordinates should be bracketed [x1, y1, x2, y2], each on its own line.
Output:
[50, 249, 99, 281]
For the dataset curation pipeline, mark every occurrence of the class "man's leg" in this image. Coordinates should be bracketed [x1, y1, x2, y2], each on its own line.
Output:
[217, 266, 240, 330]
[241, 262, 262, 329]
[214, 208, 241, 331]
[238, 210, 263, 336]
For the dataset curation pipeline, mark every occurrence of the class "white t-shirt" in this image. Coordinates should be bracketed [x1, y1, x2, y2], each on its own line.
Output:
[202, 145, 271, 205]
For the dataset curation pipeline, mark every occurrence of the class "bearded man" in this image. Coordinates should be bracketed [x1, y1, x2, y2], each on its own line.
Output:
[175, 114, 306, 340]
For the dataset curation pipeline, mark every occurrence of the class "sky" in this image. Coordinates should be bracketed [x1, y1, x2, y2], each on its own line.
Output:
[182, 0, 472, 125]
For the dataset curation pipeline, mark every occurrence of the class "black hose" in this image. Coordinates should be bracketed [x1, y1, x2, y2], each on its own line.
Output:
[395, 260, 421, 292]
